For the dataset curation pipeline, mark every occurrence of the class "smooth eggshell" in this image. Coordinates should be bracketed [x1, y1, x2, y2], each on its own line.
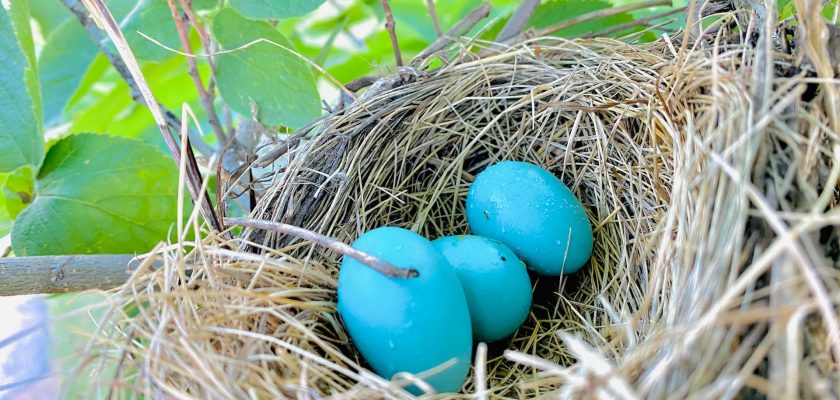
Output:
[466, 161, 593, 276]
[337, 227, 472, 394]
[432, 235, 532, 342]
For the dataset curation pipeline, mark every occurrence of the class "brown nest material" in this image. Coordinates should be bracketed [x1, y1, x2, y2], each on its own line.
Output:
[74, 10, 840, 400]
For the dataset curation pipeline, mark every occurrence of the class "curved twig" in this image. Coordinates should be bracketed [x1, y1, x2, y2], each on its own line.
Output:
[225, 218, 419, 279]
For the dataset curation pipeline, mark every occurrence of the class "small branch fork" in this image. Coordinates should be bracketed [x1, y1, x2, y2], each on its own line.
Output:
[379, 0, 403, 66]
[225, 218, 419, 279]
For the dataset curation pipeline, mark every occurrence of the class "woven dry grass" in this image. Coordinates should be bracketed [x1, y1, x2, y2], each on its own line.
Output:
[73, 6, 840, 399]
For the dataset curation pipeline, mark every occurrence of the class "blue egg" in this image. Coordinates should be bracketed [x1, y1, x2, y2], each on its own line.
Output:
[466, 161, 593, 276]
[337, 227, 472, 394]
[432, 235, 532, 342]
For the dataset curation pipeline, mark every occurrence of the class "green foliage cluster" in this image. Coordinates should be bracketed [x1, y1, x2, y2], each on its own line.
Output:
[0, 0, 681, 256]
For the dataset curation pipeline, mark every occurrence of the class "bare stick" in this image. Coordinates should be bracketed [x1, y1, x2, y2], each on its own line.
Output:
[413, 2, 491, 65]
[380, 0, 403, 66]
[536, 0, 671, 37]
[78, 0, 223, 232]
[60, 0, 213, 157]
[166, 0, 226, 144]
[225, 218, 419, 279]
[426, 0, 442, 37]
[495, 0, 539, 42]
[0, 255, 141, 295]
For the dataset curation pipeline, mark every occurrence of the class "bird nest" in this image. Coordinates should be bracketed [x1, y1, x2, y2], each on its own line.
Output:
[74, 15, 840, 400]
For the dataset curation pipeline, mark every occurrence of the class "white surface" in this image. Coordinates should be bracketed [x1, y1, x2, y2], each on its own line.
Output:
[0, 295, 54, 399]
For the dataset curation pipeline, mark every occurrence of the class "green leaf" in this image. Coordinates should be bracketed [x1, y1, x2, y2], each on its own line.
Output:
[0, 173, 12, 237]
[11, 134, 181, 255]
[229, 0, 325, 19]
[39, 20, 100, 127]
[28, 0, 72, 37]
[66, 56, 205, 140]
[528, 0, 634, 37]
[194, 0, 221, 10]
[65, 54, 110, 112]
[0, 1, 44, 173]
[212, 8, 320, 128]
[2, 165, 35, 220]
[120, 0, 182, 62]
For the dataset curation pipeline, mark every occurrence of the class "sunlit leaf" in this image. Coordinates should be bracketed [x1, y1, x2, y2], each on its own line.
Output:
[28, 0, 72, 37]
[528, 0, 633, 37]
[12, 134, 181, 255]
[212, 8, 320, 128]
[2, 165, 35, 220]
[120, 0, 182, 62]
[39, 20, 99, 127]
[229, 0, 326, 20]
[0, 1, 44, 173]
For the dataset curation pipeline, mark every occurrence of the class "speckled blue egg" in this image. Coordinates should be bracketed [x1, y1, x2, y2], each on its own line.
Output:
[337, 227, 472, 394]
[432, 235, 532, 343]
[466, 161, 593, 276]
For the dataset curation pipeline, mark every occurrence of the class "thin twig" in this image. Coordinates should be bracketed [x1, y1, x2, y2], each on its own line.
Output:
[426, 0, 442, 37]
[536, 0, 672, 37]
[495, 0, 539, 42]
[224, 218, 419, 279]
[60, 0, 214, 157]
[166, 0, 226, 144]
[412, 2, 491, 65]
[380, 0, 403, 66]
[78, 0, 223, 232]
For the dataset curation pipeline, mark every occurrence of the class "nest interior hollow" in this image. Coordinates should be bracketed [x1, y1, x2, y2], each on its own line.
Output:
[248, 39, 672, 393]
